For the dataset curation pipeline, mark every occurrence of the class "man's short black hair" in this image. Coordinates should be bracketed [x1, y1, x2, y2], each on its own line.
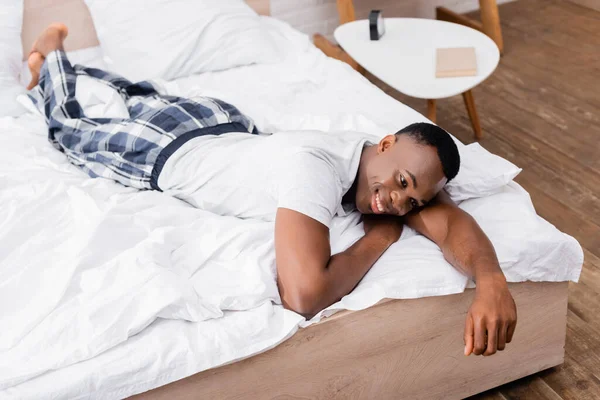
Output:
[395, 122, 460, 182]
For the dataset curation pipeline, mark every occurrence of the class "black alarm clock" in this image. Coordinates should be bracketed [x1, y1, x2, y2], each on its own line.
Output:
[369, 10, 386, 41]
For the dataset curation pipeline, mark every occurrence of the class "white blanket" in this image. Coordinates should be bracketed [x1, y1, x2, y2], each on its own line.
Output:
[0, 18, 582, 399]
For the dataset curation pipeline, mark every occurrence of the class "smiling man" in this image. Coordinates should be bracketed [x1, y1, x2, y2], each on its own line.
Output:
[28, 23, 516, 357]
[274, 125, 517, 358]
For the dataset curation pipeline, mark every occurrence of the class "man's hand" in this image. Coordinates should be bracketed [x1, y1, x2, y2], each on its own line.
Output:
[464, 276, 517, 356]
[362, 214, 404, 243]
[404, 190, 518, 357]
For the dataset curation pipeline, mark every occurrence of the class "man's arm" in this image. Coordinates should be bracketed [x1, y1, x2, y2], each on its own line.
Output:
[275, 208, 402, 319]
[404, 190, 517, 356]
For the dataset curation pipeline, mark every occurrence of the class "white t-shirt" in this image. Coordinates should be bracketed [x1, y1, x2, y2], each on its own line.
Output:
[157, 130, 371, 228]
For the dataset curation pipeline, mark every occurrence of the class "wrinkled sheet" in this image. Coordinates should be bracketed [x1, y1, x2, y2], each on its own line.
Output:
[0, 17, 582, 399]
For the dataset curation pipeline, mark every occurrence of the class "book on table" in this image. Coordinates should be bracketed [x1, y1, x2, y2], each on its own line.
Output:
[435, 47, 477, 78]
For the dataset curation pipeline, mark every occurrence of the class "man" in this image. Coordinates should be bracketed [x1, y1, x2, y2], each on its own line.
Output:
[27, 24, 516, 357]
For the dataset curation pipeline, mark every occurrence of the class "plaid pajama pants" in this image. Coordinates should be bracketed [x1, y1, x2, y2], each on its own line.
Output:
[28, 50, 258, 190]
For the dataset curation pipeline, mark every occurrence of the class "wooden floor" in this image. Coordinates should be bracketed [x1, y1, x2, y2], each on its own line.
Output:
[370, 0, 600, 399]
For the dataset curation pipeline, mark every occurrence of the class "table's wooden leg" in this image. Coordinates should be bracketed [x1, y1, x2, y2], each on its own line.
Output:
[437, 1, 504, 55]
[312, 34, 364, 74]
[336, 0, 356, 24]
[427, 99, 437, 123]
[462, 90, 482, 140]
[436, 7, 483, 32]
[479, 0, 504, 54]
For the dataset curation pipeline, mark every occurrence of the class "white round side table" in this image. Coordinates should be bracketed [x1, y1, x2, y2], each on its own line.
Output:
[334, 18, 500, 139]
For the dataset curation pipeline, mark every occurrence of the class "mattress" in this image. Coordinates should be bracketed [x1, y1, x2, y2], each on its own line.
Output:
[0, 18, 582, 399]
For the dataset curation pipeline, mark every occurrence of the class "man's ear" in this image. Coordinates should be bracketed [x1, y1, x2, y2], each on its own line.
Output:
[377, 134, 397, 154]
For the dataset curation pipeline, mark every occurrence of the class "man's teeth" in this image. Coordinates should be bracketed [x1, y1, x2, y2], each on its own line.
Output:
[376, 193, 384, 213]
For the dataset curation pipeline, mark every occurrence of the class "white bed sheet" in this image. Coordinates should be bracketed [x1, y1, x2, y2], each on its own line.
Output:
[0, 18, 582, 399]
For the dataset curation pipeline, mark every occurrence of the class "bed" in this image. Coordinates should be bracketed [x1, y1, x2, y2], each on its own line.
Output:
[0, 0, 582, 399]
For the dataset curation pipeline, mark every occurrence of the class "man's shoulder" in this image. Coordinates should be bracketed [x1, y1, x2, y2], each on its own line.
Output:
[285, 132, 369, 157]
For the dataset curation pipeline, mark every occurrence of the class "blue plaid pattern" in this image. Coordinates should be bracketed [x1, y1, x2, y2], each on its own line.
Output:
[28, 50, 258, 190]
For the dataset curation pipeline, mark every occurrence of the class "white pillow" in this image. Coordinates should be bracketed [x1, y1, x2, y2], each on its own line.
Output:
[0, 0, 26, 117]
[445, 143, 522, 202]
[84, 0, 281, 82]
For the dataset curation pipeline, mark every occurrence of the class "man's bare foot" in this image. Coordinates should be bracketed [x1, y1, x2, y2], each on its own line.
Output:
[26, 23, 69, 90]
[26, 53, 45, 90]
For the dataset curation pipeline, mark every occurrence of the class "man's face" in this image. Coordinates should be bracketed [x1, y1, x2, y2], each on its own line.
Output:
[356, 134, 447, 216]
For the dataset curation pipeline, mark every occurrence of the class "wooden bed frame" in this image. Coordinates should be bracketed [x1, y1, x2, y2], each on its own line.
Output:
[136, 282, 568, 400]
[21, 1, 569, 398]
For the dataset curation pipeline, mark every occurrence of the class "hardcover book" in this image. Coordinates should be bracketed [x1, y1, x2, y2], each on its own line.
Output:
[436, 47, 477, 78]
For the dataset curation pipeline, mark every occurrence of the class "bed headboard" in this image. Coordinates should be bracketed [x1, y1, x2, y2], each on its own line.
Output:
[21, 0, 271, 58]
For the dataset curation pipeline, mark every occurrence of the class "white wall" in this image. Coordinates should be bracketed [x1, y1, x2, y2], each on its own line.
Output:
[271, 0, 515, 40]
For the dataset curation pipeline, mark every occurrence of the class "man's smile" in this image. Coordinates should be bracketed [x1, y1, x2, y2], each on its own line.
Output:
[371, 190, 387, 214]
